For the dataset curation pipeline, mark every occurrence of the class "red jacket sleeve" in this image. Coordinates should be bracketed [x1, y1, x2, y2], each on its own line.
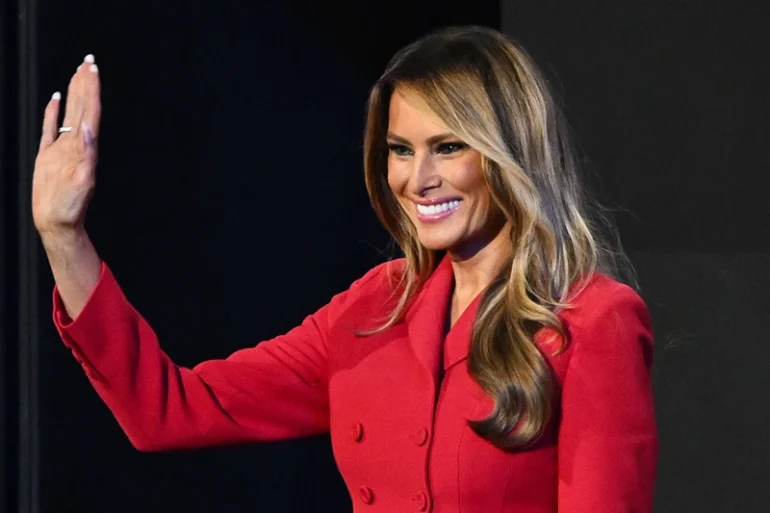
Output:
[557, 283, 658, 512]
[53, 261, 386, 452]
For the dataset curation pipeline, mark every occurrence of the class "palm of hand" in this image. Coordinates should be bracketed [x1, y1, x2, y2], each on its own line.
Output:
[32, 55, 101, 235]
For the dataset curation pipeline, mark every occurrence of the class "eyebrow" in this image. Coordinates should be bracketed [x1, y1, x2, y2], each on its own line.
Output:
[386, 132, 458, 146]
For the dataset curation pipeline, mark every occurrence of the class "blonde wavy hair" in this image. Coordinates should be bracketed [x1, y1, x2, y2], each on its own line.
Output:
[363, 26, 638, 450]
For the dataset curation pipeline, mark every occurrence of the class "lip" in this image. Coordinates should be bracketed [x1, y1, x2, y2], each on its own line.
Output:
[413, 198, 463, 223]
[413, 196, 462, 206]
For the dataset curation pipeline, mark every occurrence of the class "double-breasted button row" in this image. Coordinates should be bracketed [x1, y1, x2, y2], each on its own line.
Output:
[359, 487, 429, 510]
[352, 422, 429, 446]
[353, 424, 371, 505]
[352, 422, 431, 510]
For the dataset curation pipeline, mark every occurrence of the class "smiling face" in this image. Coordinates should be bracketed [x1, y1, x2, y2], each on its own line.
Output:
[386, 88, 505, 259]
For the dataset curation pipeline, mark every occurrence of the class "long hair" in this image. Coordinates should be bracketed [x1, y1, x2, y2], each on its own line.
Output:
[363, 26, 637, 450]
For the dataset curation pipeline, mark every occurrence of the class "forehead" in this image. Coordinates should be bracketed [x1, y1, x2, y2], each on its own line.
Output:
[388, 88, 450, 137]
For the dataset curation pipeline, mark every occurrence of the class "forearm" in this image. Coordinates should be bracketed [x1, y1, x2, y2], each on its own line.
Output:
[41, 229, 102, 321]
[51, 260, 333, 451]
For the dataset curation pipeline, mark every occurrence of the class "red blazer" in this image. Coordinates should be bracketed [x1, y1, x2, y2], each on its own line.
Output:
[53, 255, 657, 512]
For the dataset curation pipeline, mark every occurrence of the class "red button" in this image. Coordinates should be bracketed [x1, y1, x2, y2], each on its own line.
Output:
[352, 422, 364, 443]
[413, 491, 429, 511]
[360, 486, 374, 504]
[413, 427, 429, 446]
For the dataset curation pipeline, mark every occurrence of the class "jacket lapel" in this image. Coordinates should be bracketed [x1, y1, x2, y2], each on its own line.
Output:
[404, 254, 490, 384]
[443, 293, 482, 371]
[405, 255, 454, 389]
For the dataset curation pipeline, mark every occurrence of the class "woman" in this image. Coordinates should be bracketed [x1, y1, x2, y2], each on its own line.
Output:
[33, 26, 657, 512]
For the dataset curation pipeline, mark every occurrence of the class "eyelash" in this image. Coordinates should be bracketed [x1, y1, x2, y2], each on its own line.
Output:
[387, 142, 468, 157]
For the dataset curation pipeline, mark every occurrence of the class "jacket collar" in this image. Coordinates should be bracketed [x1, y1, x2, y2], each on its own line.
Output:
[444, 291, 482, 371]
[404, 254, 484, 388]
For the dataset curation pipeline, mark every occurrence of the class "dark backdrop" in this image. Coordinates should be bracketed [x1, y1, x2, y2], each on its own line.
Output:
[3, 1, 499, 513]
[504, 2, 770, 512]
[3, 1, 768, 512]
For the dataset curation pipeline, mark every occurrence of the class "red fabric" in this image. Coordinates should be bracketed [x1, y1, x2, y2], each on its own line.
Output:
[53, 255, 657, 512]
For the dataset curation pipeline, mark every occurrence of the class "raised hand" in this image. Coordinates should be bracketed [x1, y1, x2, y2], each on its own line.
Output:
[32, 54, 101, 237]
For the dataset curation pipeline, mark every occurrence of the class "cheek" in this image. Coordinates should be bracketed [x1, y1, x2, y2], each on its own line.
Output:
[386, 162, 408, 196]
[447, 155, 487, 198]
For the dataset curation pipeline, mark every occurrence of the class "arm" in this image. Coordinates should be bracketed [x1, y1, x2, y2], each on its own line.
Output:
[557, 284, 658, 513]
[35, 56, 364, 452]
[52, 242, 383, 452]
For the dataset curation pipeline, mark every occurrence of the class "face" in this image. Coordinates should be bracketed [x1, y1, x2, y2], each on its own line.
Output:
[386, 88, 504, 258]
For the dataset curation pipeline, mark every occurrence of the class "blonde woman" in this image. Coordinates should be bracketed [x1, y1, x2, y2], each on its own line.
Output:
[33, 26, 656, 513]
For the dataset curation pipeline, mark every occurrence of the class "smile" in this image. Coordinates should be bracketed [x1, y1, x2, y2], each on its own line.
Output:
[415, 199, 462, 221]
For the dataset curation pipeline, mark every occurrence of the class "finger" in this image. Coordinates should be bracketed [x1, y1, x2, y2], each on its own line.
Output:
[81, 57, 102, 140]
[38, 91, 61, 152]
[61, 55, 92, 139]
[60, 65, 81, 136]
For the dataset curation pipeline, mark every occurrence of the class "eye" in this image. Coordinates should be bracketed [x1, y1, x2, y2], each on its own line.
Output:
[436, 142, 468, 155]
[387, 143, 413, 157]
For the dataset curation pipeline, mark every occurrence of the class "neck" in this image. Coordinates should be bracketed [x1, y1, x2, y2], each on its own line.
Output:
[447, 221, 512, 301]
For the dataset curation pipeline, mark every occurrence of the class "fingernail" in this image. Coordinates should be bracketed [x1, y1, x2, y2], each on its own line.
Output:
[89, 64, 98, 73]
[84, 54, 95, 63]
[52, 91, 61, 101]
[77, 65, 81, 71]
[82, 122, 93, 146]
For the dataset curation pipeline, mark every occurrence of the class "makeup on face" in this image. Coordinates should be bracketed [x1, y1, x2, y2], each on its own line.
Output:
[386, 89, 498, 254]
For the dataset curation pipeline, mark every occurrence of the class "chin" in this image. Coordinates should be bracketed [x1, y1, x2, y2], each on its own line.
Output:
[419, 240, 453, 251]
[414, 229, 461, 252]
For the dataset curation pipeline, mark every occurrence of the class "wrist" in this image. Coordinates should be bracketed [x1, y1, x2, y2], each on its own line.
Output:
[39, 227, 89, 254]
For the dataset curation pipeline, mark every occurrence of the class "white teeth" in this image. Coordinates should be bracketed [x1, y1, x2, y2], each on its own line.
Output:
[416, 200, 461, 216]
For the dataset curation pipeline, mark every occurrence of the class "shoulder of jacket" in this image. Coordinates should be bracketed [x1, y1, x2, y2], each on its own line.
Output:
[346, 258, 406, 301]
[559, 272, 651, 337]
[324, 258, 406, 325]
[355, 258, 406, 286]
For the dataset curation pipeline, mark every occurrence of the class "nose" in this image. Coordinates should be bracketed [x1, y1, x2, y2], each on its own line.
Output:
[408, 152, 440, 196]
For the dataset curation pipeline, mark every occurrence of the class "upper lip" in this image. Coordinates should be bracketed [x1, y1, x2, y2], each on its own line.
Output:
[412, 197, 462, 206]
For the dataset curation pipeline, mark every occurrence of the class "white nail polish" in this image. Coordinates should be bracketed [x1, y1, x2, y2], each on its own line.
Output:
[84, 54, 95, 63]
[52, 91, 61, 101]
[90, 64, 98, 73]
